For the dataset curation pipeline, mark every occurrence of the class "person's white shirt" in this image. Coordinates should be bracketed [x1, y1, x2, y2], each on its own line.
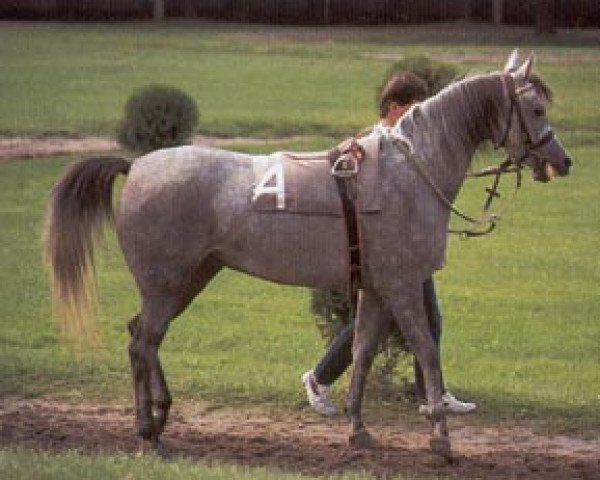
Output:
[369, 105, 417, 154]
[371, 120, 391, 137]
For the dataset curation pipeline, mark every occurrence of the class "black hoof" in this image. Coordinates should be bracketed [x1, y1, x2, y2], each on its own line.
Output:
[429, 436, 454, 464]
[349, 428, 377, 449]
[138, 438, 169, 459]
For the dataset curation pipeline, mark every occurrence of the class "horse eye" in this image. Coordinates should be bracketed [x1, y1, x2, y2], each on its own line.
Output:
[534, 108, 546, 117]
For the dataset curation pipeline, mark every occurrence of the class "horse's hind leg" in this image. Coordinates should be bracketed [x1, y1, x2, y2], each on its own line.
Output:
[128, 302, 175, 453]
[128, 314, 171, 441]
[128, 256, 222, 453]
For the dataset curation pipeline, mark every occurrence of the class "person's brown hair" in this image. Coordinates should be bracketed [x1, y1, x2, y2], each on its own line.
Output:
[378, 72, 428, 118]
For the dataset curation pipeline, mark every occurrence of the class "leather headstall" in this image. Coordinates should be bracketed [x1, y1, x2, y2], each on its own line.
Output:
[497, 73, 555, 165]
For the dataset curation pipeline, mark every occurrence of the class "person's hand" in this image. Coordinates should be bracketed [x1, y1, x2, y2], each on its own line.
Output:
[335, 137, 365, 162]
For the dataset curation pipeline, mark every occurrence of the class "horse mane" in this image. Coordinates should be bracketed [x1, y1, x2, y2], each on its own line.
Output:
[399, 72, 505, 155]
[529, 73, 553, 103]
[415, 70, 552, 144]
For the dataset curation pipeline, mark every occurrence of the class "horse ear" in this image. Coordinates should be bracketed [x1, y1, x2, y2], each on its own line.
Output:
[503, 49, 520, 72]
[515, 53, 535, 80]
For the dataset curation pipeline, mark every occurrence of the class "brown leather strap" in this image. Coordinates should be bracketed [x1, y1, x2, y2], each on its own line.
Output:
[328, 147, 362, 313]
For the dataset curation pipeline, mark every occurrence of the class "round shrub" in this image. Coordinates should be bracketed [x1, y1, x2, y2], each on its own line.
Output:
[310, 288, 411, 387]
[377, 55, 461, 99]
[311, 289, 352, 341]
[117, 84, 199, 154]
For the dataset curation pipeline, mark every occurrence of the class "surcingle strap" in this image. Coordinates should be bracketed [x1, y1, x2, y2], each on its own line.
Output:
[328, 139, 365, 313]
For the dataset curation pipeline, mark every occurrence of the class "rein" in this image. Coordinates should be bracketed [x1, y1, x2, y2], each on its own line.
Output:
[395, 138, 522, 238]
[459, 158, 523, 238]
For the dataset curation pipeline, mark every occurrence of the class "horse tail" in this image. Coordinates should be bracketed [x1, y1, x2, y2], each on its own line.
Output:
[43, 156, 131, 343]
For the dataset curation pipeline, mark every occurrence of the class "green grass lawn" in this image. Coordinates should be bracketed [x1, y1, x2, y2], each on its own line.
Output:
[0, 22, 599, 138]
[0, 20, 599, 480]
[1, 142, 598, 429]
[1, 449, 402, 480]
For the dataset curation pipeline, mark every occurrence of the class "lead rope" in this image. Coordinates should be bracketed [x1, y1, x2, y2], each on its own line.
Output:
[394, 138, 523, 238]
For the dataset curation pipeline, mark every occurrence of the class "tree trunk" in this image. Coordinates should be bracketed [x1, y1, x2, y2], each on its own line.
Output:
[463, 0, 472, 21]
[34, 0, 56, 17]
[324, 0, 331, 25]
[153, 0, 165, 21]
[492, 0, 503, 25]
[182, 0, 196, 18]
[535, 0, 556, 35]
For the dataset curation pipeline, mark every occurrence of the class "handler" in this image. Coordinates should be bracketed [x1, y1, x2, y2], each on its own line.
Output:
[302, 72, 477, 416]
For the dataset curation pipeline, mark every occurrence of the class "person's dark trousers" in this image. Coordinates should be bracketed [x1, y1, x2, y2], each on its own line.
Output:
[313, 319, 355, 386]
[313, 277, 443, 394]
[413, 277, 444, 400]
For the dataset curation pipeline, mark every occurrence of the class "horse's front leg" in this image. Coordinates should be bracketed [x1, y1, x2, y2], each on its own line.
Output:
[384, 284, 452, 462]
[346, 290, 389, 448]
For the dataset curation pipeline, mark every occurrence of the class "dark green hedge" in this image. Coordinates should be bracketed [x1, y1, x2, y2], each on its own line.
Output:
[117, 84, 199, 155]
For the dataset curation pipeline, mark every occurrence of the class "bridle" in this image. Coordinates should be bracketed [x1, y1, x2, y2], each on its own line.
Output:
[401, 72, 556, 238]
[495, 73, 556, 165]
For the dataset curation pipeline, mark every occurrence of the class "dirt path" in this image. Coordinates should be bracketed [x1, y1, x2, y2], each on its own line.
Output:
[1, 398, 598, 479]
[0, 134, 313, 162]
[0, 135, 119, 161]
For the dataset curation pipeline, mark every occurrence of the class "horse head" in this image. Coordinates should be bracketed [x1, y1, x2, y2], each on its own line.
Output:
[498, 50, 572, 182]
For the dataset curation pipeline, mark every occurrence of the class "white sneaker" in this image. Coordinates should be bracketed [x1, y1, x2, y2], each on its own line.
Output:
[442, 391, 477, 414]
[302, 371, 338, 416]
[418, 391, 477, 415]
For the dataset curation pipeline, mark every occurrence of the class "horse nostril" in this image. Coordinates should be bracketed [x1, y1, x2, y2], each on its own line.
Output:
[565, 157, 572, 168]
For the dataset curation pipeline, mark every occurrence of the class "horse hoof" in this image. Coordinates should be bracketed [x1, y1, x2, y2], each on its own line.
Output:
[138, 438, 169, 459]
[349, 428, 377, 449]
[154, 440, 170, 459]
[429, 436, 454, 463]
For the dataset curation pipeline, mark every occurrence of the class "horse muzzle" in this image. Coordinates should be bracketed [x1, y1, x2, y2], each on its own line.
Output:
[546, 155, 572, 179]
[529, 155, 571, 183]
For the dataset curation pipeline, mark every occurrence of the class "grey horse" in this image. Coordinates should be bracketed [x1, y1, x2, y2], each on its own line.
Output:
[44, 51, 571, 460]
